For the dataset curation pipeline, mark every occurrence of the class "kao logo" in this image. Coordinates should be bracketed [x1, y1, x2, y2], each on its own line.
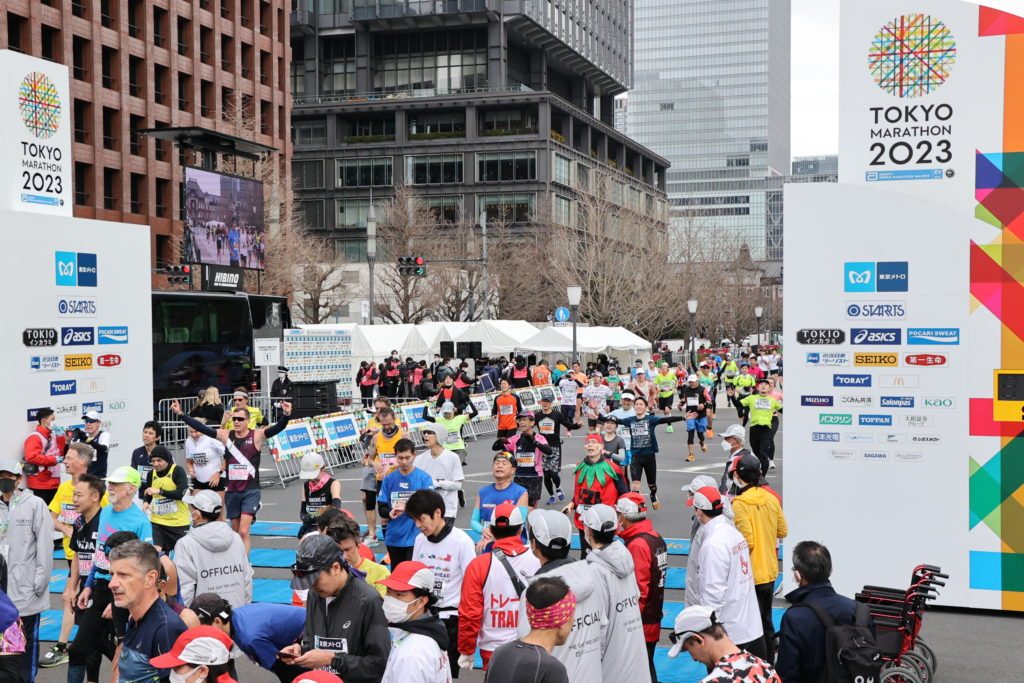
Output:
[18, 72, 62, 138]
[923, 397, 955, 409]
[869, 14, 957, 98]
[55, 251, 98, 287]
[844, 262, 908, 293]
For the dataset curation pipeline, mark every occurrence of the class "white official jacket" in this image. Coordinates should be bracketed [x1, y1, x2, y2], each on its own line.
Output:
[694, 515, 763, 646]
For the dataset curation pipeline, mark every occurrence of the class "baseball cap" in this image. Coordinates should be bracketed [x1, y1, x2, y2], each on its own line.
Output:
[517, 410, 535, 420]
[667, 605, 721, 658]
[82, 410, 102, 422]
[527, 509, 572, 551]
[379, 561, 435, 593]
[291, 534, 343, 591]
[298, 452, 326, 480]
[184, 489, 223, 514]
[0, 459, 21, 476]
[721, 424, 746, 441]
[539, 394, 553, 402]
[591, 371, 603, 378]
[687, 374, 698, 383]
[440, 401, 456, 414]
[148, 445, 173, 463]
[583, 433, 603, 445]
[682, 475, 719, 496]
[150, 626, 234, 669]
[492, 501, 525, 528]
[493, 451, 517, 468]
[620, 392, 635, 401]
[421, 422, 449, 443]
[689, 486, 723, 513]
[105, 466, 141, 488]
[599, 414, 618, 424]
[580, 504, 618, 533]
[615, 492, 647, 517]
[191, 593, 232, 625]
[292, 672, 344, 683]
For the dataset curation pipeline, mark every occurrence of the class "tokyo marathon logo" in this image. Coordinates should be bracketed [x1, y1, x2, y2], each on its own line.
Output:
[868, 14, 957, 98]
[18, 71, 62, 139]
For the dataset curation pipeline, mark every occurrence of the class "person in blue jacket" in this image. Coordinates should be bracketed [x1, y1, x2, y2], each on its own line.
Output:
[617, 395, 682, 510]
[377, 438, 434, 568]
[192, 592, 307, 683]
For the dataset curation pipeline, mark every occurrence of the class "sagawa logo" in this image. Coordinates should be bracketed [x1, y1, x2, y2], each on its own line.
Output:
[911, 435, 941, 444]
[30, 355, 61, 372]
[854, 353, 898, 367]
[796, 329, 845, 345]
[846, 302, 906, 319]
[57, 297, 96, 317]
[819, 413, 853, 425]
[97, 326, 128, 344]
[844, 261, 909, 292]
[833, 374, 872, 387]
[880, 396, 915, 408]
[862, 451, 890, 461]
[801, 395, 834, 407]
[859, 414, 893, 426]
[49, 380, 76, 396]
[922, 397, 955, 409]
[907, 328, 960, 345]
[905, 353, 948, 367]
[82, 401, 103, 414]
[839, 395, 873, 407]
[812, 432, 840, 442]
[900, 415, 933, 428]
[61, 327, 94, 346]
[54, 251, 97, 287]
[851, 328, 901, 345]
[845, 433, 875, 444]
[806, 352, 849, 367]
[96, 354, 122, 367]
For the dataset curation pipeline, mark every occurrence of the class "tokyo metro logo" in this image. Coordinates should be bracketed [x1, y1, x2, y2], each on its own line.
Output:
[868, 14, 957, 98]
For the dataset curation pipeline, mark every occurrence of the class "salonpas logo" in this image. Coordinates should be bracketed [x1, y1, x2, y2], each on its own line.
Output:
[869, 14, 957, 98]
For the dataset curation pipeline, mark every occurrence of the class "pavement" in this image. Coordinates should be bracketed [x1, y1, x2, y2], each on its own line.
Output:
[34, 397, 1024, 682]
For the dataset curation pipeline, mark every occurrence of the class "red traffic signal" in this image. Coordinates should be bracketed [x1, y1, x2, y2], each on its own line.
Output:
[398, 256, 428, 277]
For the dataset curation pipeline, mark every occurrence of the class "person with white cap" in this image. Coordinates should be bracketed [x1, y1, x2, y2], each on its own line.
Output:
[679, 375, 713, 462]
[483, 576, 573, 683]
[218, 387, 264, 430]
[143, 445, 192, 552]
[615, 492, 666, 682]
[175, 489, 253, 609]
[719, 424, 754, 495]
[67, 408, 112, 477]
[667, 605, 780, 682]
[148, 624, 239, 683]
[582, 504, 647, 683]
[414, 424, 465, 523]
[297, 452, 343, 537]
[0, 458, 52, 682]
[379, 561, 453, 683]
[519, 509, 605, 683]
[421, 400, 478, 467]
[682, 475, 726, 612]
[688, 486, 766, 660]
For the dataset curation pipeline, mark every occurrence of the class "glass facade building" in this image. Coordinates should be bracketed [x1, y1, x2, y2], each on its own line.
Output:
[628, 0, 791, 260]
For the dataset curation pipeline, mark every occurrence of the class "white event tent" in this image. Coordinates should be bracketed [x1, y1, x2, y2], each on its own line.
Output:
[454, 320, 540, 354]
[516, 325, 651, 355]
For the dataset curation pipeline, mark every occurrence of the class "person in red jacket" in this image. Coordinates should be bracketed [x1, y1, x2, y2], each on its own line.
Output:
[615, 491, 667, 683]
[23, 407, 64, 504]
[562, 434, 627, 559]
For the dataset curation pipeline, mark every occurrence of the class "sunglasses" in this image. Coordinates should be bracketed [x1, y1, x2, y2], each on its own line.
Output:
[668, 632, 698, 647]
[232, 417, 248, 422]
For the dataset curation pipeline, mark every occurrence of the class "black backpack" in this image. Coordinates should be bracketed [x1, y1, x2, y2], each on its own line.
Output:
[799, 601, 882, 683]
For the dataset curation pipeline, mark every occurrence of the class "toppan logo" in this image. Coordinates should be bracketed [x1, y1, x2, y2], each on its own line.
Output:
[859, 414, 893, 426]
[796, 329, 845, 345]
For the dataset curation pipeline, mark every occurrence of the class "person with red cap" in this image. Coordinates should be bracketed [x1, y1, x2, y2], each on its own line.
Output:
[457, 502, 541, 671]
[379, 561, 453, 683]
[149, 625, 238, 683]
[615, 492, 667, 683]
[292, 672, 345, 683]
[562, 433, 627, 559]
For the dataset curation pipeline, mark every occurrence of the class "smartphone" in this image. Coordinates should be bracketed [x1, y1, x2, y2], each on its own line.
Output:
[277, 650, 297, 661]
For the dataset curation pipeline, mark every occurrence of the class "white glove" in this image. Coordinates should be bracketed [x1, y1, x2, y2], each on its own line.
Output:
[458, 654, 475, 670]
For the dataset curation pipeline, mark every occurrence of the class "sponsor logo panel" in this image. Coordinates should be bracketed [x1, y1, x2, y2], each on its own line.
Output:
[851, 328, 902, 345]
[49, 380, 76, 396]
[880, 396, 915, 408]
[796, 329, 845, 345]
[812, 432, 840, 442]
[906, 328, 960, 345]
[63, 354, 93, 371]
[904, 353, 948, 367]
[806, 352, 849, 367]
[819, 413, 853, 425]
[833, 374, 872, 387]
[845, 301, 906, 319]
[859, 414, 894, 426]
[854, 352, 899, 367]
[801, 395, 834, 407]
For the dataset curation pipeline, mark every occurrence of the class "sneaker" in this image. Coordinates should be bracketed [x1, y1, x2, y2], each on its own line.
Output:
[686, 452, 695, 462]
[546, 495, 557, 506]
[665, 425, 674, 433]
[769, 460, 777, 469]
[706, 428, 715, 437]
[365, 537, 380, 548]
[40, 644, 68, 668]
[700, 442, 708, 453]
[650, 492, 661, 510]
[556, 489, 565, 502]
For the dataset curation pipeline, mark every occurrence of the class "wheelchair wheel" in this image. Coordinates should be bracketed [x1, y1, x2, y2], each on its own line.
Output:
[901, 651, 933, 683]
[880, 665, 923, 683]
[913, 638, 938, 674]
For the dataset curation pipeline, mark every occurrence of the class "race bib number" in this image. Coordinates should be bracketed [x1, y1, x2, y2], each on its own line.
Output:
[516, 452, 537, 468]
[154, 497, 177, 516]
[499, 404, 514, 415]
[655, 550, 669, 588]
[390, 490, 414, 509]
[755, 398, 772, 410]
[538, 420, 555, 435]
[379, 454, 397, 472]
[77, 552, 93, 577]
[93, 546, 109, 571]
[192, 452, 208, 466]
[686, 396, 699, 407]
[228, 464, 249, 481]
[446, 431, 460, 444]
[138, 465, 152, 483]
[60, 502, 80, 525]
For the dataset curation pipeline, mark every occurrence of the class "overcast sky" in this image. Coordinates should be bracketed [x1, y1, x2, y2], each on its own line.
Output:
[791, 0, 840, 157]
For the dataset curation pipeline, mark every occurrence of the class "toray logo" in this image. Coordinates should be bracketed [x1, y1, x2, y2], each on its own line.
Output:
[833, 374, 872, 387]
[49, 380, 76, 396]
[55, 252, 98, 287]
[844, 262, 908, 292]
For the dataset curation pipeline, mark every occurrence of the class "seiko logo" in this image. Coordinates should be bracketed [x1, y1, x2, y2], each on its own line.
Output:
[854, 353, 898, 367]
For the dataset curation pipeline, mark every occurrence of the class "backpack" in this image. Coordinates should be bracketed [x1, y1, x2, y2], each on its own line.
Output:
[799, 601, 882, 683]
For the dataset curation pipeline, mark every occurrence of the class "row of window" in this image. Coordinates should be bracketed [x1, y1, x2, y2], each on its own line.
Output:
[301, 193, 539, 229]
[297, 152, 541, 189]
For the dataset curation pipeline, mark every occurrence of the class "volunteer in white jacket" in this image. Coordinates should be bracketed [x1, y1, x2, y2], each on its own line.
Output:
[582, 505, 648, 683]
[0, 459, 53, 683]
[175, 490, 254, 608]
[690, 486, 766, 659]
[520, 509, 606, 683]
[413, 424, 465, 523]
[380, 561, 453, 683]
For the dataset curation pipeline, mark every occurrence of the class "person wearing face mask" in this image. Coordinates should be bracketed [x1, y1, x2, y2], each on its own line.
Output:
[379, 561, 452, 683]
[271, 366, 294, 402]
[718, 424, 753, 495]
[381, 352, 403, 398]
[357, 361, 380, 409]
[143, 446, 192, 552]
[0, 459, 52, 683]
[280, 534, 390, 681]
[150, 625, 239, 683]
[23, 407, 65, 504]
[67, 410, 112, 478]
[483, 576, 572, 683]
[666, 605, 780, 682]
[174, 490, 253, 610]
[682, 475, 732, 616]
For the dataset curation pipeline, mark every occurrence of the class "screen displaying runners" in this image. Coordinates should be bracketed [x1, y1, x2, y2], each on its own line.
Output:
[182, 167, 266, 270]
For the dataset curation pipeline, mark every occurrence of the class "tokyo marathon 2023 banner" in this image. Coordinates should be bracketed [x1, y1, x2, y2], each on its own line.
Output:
[786, 0, 1024, 611]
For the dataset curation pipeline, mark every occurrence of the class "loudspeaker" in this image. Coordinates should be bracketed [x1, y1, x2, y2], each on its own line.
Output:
[288, 381, 338, 418]
[439, 341, 455, 358]
[456, 341, 482, 360]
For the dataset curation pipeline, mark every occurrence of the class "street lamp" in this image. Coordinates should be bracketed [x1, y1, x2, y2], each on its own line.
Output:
[754, 305, 764, 348]
[367, 203, 377, 325]
[687, 299, 698, 369]
[567, 285, 582, 364]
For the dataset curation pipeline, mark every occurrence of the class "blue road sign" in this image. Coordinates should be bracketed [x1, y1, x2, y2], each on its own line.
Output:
[554, 306, 571, 322]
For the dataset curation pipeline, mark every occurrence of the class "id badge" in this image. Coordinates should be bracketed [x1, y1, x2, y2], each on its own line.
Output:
[686, 396, 698, 407]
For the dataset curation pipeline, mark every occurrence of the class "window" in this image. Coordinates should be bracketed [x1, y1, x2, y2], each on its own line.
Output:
[102, 108, 119, 150]
[100, 0, 117, 28]
[337, 157, 392, 188]
[335, 239, 367, 262]
[344, 117, 395, 142]
[481, 108, 538, 135]
[302, 200, 325, 229]
[408, 112, 465, 138]
[178, 73, 192, 112]
[293, 120, 326, 146]
[129, 56, 144, 97]
[128, 0, 143, 38]
[553, 195, 572, 226]
[293, 160, 325, 189]
[405, 155, 463, 185]
[479, 193, 534, 223]
[103, 168, 120, 210]
[611, 180, 624, 205]
[201, 81, 215, 118]
[200, 27, 213, 64]
[373, 28, 487, 93]
[553, 154, 571, 186]
[291, 42, 305, 96]
[41, 25, 62, 62]
[101, 47, 118, 90]
[155, 178, 170, 217]
[576, 163, 590, 192]
[221, 35, 234, 70]
[321, 36, 355, 94]
[73, 100, 91, 144]
[177, 17, 191, 56]
[130, 173, 146, 214]
[477, 152, 536, 183]
[336, 199, 385, 228]
[74, 162, 93, 206]
[426, 196, 462, 223]
[129, 115, 145, 156]
[153, 7, 168, 47]
[72, 37, 90, 81]
[154, 65, 169, 104]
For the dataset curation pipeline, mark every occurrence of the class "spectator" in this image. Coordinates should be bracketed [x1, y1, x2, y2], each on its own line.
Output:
[414, 425, 465, 523]
[471, 453, 528, 553]
[509, 355, 532, 388]
[357, 361, 380, 409]
[378, 439, 434, 567]
[0, 459, 52, 683]
[271, 366, 294, 402]
[776, 541, 872, 683]
[667, 605, 780, 682]
[582, 505, 648, 682]
[683, 475, 725, 610]
[22, 408, 63, 504]
[143, 446, 192, 552]
[297, 453, 343, 537]
[324, 515, 391, 597]
[615, 492, 667, 682]
[190, 387, 225, 426]
[531, 359, 552, 387]
[689, 486, 766, 659]
[379, 561, 453, 683]
[719, 424, 754, 495]
[66, 410, 112, 478]
[130, 421, 164, 491]
[563, 434, 627, 558]
[149, 625, 238, 683]
[731, 453, 787, 660]
[435, 374, 469, 415]
[175, 490, 253, 608]
[483, 576, 572, 683]
[193, 593, 306, 683]
[418, 369, 438, 401]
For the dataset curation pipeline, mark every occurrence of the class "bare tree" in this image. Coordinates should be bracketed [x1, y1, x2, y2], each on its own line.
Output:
[484, 213, 554, 322]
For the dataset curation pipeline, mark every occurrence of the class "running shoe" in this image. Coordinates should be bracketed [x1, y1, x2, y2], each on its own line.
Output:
[769, 460, 777, 470]
[706, 428, 715, 437]
[650, 492, 661, 510]
[665, 425, 674, 433]
[40, 644, 68, 668]
[701, 442, 708, 453]
[365, 537, 380, 547]
[546, 495, 557, 506]
[686, 452, 695, 462]
[556, 489, 565, 502]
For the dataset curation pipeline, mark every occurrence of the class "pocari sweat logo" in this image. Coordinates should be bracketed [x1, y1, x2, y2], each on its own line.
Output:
[97, 326, 129, 344]
[906, 328, 960, 345]
[55, 251, 98, 287]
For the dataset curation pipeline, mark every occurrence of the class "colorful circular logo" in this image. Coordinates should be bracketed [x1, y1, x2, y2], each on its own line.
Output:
[19, 71, 62, 138]
[869, 14, 957, 98]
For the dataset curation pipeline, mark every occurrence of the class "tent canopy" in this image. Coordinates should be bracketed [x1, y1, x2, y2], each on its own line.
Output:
[454, 320, 539, 354]
[418, 321, 474, 350]
[516, 326, 651, 356]
[352, 324, 430, 360]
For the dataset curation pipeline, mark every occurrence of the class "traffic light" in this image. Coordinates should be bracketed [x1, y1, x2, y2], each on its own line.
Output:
[163, 264, 192, 285]
[398, 256, 427, 277]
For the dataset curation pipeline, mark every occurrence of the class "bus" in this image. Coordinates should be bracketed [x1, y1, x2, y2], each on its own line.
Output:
[151, 291, 291, 406]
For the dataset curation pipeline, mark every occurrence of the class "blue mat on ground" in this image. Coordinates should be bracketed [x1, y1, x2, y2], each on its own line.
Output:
[250, 520, 304, 537]
[662, 601, 785, 630]
[664, 568, 783, 592]
[40, 610, 75, 642]
[250, 547, 296, 568]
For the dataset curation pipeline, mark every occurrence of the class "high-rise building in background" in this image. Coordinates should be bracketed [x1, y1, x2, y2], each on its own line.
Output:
[792, 155, 838, 176]
[1, 0, 292, 267]
[628, 0, 791, 261]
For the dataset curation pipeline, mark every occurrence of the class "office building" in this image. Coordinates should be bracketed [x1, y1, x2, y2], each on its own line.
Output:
[628, 0, 791, 261]
[2, 0, 292, 265]
[290, 0, 669, 259]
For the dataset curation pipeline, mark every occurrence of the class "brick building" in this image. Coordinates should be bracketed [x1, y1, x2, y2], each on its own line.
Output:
[1, 0, 291, 266]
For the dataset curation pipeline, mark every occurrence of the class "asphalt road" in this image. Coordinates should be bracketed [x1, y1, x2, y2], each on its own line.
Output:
[35, 398, 1024, 682]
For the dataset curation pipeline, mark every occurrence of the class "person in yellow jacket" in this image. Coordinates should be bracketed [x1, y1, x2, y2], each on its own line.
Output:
[143, 445, 192, 552]
[731, 453, 787, 661]
[220, 389, 265, 430]
[739, 379, 783, 472]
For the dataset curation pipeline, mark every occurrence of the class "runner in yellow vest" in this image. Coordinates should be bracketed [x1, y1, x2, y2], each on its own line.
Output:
[739, 379, 783, 476]
[143, 446, 192, 552]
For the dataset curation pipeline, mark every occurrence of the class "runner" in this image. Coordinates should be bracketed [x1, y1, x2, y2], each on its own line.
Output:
[492, 379, 523, 438]
[629, 368, 656, 406]
[470, 452, 528, 554]
[679, 375, 712, 462]
[618, 396, 682, 510]
[533, 396, 580, 506]
[765, 377, 784, 469]
[561, 435, 627, 559]
[733, 365, 757, 426]
[557, 371, 583, 422]
[739, 380, 783, 476]
[697, 363, 719, 437]
[581, 372, 612, 433]
[363, 406, 405, 547]
[605, 365, 625, 410]
[422, 400, 478, 467]
[492, 412, 551, 509]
